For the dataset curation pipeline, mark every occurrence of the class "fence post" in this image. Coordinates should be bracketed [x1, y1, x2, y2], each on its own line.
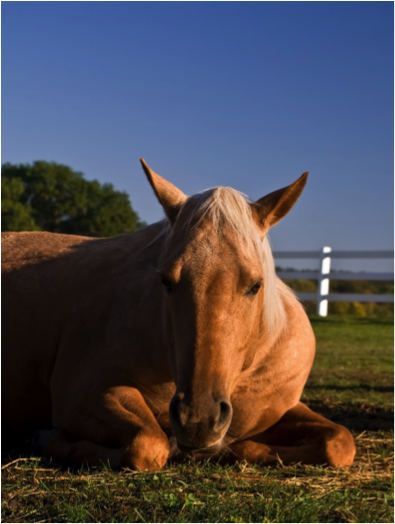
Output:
[317, 246, 332, 316]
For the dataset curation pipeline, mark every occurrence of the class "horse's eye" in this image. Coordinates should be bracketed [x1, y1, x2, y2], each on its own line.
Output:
[246, 282, 262, 296]
[161, 276, 173, 293]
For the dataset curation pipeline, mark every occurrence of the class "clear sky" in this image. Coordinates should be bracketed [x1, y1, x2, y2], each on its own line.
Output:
[2, 2, 393, 271]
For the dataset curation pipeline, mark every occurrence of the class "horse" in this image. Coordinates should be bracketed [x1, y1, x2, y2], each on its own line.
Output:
[2, 159, 356, 470]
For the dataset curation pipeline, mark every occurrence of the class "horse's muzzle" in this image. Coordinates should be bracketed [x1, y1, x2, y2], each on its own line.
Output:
[169, 393, 233, 449]
[177, 439, 224, 455]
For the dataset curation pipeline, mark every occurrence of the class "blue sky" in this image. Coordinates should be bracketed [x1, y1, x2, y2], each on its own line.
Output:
[2, 2, 393, 270]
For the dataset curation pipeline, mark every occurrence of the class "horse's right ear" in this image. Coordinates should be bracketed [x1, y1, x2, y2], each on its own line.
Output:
[251, 172, 308, 235]
[140, 159, 187, 224]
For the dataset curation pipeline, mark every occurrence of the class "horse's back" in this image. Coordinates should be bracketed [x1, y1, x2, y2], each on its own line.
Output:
[1, 227, 162, 432]
[2, 232, 96, 430]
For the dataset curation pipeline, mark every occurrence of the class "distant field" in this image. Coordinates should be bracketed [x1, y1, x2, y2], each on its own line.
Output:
[2, 317, 393, 523]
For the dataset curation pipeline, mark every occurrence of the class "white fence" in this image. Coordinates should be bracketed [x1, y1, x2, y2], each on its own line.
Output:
[275, 247, 394, 316]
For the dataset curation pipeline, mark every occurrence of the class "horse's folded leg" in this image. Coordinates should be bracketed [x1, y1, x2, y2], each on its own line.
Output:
[35, 427, 169, 470]
[47, 386, 171, 469]
[33, 428, 123, 468]
[226, 440, 345, 467]
[266, 402, 356, 467]
[120, 429, 170, 470]
[220, 441, 279, 465]
[225, 402, 356, 467]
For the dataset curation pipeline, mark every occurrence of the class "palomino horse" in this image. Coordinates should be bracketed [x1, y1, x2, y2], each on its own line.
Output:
[2, 160, 356, 470]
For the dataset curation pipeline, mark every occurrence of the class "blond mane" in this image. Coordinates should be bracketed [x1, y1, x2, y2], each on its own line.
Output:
[154, 187, 292, 337]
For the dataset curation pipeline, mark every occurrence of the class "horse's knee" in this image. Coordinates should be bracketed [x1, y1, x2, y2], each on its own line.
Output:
[324, 424, 356, 467]
[121, 430, 170, 470]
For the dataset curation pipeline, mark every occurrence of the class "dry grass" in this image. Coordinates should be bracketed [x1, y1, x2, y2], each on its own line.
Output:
[1, 433, 393, 523]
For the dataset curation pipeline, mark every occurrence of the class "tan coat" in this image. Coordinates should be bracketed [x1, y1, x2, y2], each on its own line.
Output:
[2, 160, 355, 469]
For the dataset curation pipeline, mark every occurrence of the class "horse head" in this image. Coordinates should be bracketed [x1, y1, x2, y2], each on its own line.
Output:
[141, 159, 307, 452]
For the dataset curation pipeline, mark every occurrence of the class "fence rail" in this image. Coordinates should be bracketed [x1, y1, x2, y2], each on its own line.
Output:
[274, 247, 394, 316]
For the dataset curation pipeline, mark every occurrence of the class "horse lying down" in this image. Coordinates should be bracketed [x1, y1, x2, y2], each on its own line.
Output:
[2, 159, 356, 469]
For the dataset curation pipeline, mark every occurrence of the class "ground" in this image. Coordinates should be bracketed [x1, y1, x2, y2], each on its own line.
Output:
[2, 316, 393, 523]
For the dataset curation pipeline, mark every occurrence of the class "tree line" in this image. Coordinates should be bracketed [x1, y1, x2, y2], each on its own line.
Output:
[2, 161, 145, 237]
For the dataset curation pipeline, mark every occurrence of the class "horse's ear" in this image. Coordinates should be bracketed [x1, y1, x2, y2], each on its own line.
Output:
[140, 159, 187, 224]
[251, 172, 308, 234]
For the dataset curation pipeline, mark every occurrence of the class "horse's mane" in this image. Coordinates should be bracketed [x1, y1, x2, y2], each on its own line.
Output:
[153, 187, 293, 337]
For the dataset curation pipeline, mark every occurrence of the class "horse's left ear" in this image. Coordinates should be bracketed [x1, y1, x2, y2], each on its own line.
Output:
[140, 159, 188, 224]
[251, 172, 308, 235]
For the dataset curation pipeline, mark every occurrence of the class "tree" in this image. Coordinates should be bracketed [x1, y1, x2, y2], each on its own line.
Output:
[2, 176, 39, 232]
[1, 161, 145, 237]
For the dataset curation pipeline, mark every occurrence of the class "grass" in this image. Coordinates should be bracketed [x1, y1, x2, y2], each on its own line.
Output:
[2, 316, 393, 523]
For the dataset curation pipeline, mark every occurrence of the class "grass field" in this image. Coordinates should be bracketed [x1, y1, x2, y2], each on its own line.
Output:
[2, 316, 393, 523]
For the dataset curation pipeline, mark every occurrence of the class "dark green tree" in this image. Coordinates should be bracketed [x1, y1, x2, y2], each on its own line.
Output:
[1, 161, 145, 237]
[2, 176, 39, 231]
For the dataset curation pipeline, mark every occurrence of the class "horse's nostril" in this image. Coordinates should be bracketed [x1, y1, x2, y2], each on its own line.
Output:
[220, 401, 231, 417]
[170, 396, 190, 429]
[215, 400, 232, 431]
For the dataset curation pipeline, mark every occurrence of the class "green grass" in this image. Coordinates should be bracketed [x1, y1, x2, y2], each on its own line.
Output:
[304, 316, 393, 424]
[2, 317, 393, 523]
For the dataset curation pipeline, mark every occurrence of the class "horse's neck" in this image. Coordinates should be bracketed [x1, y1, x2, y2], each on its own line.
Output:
[252, 285, 314, 373]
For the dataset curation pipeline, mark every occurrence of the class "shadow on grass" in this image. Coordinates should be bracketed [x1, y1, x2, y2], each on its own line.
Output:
[305, 384, 393, 393]
[305, 399, 394, 432]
